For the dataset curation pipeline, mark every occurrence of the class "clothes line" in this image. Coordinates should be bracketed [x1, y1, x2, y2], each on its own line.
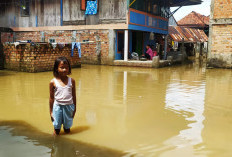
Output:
[7, 41, 105, 58]
[7, 40, 104, 45]
[70, 41, 104, 58]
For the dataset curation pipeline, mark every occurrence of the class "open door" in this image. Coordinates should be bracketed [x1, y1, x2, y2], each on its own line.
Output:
[115, 31, 124, 60]
[132, 31, 143, 56]
[0, 32, 4, 70]
[0, 27, 13, 69]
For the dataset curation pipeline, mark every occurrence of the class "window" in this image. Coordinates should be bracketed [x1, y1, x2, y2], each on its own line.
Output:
[130, 0, 169, 18]
[80, 0, 99, 11]
[49, 39, 56, 43]
[20, 0, 30, 16]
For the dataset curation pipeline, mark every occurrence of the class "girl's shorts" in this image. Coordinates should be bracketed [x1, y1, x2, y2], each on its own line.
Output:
[52, 102, 75, 130]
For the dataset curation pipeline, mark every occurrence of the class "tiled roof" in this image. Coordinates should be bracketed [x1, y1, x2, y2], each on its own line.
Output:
[177, 11, 209, 27]
[169, 26, 208, 42]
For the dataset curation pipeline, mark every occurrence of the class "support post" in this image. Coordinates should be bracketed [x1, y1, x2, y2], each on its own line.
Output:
[13, 32, 16, 42]
[60, 0, 63, 26]
[36, 16, 38, 27]
[124, 30, 128, 61]
[163, 35, 168, 60]
[207, 0, 215, 59]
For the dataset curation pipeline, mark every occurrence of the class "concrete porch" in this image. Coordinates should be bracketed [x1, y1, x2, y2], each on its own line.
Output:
[113, 56, 181, 68]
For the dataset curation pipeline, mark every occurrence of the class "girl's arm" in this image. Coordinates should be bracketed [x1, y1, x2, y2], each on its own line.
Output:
[72, 78, 76, 118]
[49, 80, 55, 120]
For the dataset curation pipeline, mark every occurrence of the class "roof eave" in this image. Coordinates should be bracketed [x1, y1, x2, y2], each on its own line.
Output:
[169, 0, 202, 7]
[0, 27, 13, 32]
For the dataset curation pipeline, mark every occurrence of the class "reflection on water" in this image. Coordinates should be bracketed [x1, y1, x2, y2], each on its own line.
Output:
[164, 79, 206, 156]
[1, 63, 232, 157]
[0, 126, 50, 157]
[0, 121, 123, 157]
[166, 81, 205, 142]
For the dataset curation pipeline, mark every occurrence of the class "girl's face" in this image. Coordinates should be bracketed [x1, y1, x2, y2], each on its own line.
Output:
[57, 61, 69, 77]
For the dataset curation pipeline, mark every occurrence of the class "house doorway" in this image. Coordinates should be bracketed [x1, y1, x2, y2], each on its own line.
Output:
[115, 31, 124, 60]
[132, 31, 143, 57]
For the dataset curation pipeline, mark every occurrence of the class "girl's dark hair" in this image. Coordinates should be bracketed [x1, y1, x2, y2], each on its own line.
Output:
[53, 56, 71, 77]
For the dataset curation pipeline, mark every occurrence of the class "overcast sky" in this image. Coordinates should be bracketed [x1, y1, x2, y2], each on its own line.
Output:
[170, 0, 211, 21]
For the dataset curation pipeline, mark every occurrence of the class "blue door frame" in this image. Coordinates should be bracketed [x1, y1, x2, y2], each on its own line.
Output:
[115, 30, 133, 60]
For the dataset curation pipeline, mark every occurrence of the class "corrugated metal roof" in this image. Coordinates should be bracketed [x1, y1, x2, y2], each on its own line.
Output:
[169, 26, 208, 42]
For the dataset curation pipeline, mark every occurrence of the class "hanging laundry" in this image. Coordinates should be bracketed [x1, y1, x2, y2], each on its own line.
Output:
[13, 42, 20, 48]
[204, 42, 208, 49]
[174, 41, 178, 50]
[58, 43, 66, 49]
[51, 43, 57, 49]
[85, 0, 98, 15]
[71, 42, 81, 58]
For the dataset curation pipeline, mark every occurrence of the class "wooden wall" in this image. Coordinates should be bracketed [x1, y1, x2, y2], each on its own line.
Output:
[0, 0, 17, 27]
[63, 0, 85, 25]
[99, 0, 127, 24]
[0, 0, 127, 28]
[63, 0, 127, 25]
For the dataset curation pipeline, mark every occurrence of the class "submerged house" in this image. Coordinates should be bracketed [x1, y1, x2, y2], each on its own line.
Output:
[0, 0, 202, 71]
[168, 26, 208, 58]
[177, 11, 209, 36]
[167, 11, 209, 60]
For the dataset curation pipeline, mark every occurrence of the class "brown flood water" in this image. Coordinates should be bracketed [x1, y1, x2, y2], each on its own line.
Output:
[0, 62, 232, 157]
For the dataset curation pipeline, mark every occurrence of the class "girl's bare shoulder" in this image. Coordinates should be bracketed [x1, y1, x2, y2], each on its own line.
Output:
[70, 77, 76, 84]
[49, 78, 55, 87]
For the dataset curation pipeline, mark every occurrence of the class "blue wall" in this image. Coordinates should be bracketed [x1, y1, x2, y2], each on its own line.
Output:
[129, 9, 168, 35]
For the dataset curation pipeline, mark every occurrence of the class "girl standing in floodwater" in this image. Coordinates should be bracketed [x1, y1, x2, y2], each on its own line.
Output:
[49, 57, 76, 135]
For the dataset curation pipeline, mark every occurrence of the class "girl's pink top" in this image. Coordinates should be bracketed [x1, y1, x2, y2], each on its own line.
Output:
[153, 51, 157, 57]
[146, 48, 153, 60]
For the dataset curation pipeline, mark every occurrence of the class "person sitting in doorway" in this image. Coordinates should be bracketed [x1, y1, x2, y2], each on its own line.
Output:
[145, 45, 153, 60]
[151, 45, 157, 57]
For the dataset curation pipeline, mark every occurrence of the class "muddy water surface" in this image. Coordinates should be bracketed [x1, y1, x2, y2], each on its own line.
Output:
[0, 63, 232, 157]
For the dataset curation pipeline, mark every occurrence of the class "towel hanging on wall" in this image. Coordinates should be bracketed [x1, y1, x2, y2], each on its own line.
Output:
[85, 0, 98, 15]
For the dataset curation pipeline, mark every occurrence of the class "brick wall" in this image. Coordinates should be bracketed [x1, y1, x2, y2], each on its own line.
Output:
[213, 0, 232, 19]
[15, 31, 73, 43]
[211, 25, 232, 54]
[208, 0, 232, 68]
[0, 43, 3, 69]
[76, 30, 110, 65]
[1, 32, 14, 42]
[14, 30, 110, 65]
[3, 43, 81, 72]
[15, 32, 42, 42]
[208, 24, 232, 68]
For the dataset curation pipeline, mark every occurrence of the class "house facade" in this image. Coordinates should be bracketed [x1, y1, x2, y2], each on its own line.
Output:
[168, 12, 209, 59]
[0, 0, 202, 71]
[169, 26, 208, 58]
